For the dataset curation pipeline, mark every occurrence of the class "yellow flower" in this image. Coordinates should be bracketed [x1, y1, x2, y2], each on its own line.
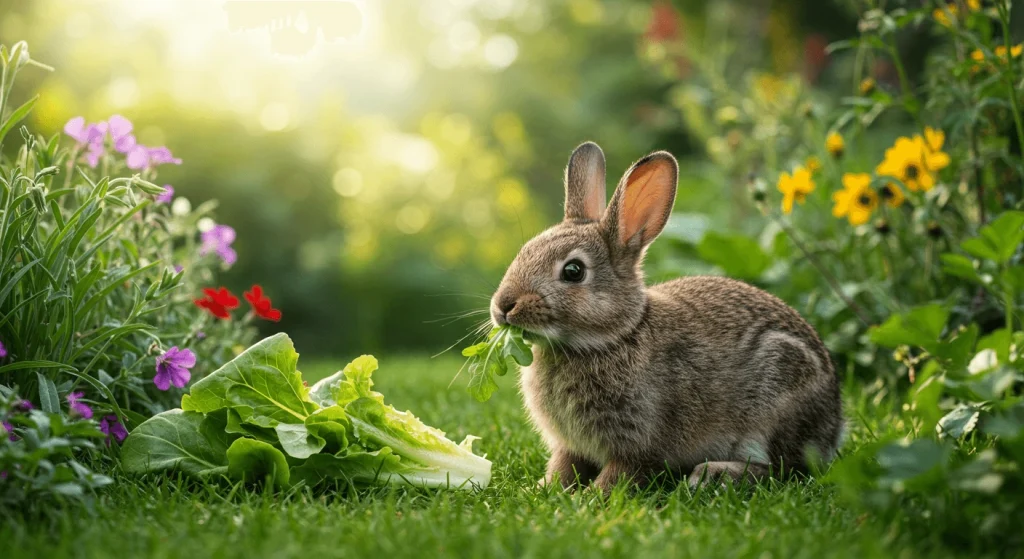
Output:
[933, 0, 981, 27]
[778, 166, 816, 214]
[923, 126, 945, 152]
[880, 182, 906, 208]
[859, 77, 876, 96]
[970, 44, 1023, 71]
[806, 155, 822, 173]
[833, 173, 879, 226]
[875, 130, 950, 192]
[826, 132, 845, 158]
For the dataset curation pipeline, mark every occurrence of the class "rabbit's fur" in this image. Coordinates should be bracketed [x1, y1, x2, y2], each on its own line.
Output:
[490, 142, 843, 491]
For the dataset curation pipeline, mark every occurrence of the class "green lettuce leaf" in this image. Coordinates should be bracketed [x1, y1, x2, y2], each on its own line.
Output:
[182, 333, 318, 425]
[226, 438, 290, 487]
[308, 355, 380, 407]
[462, 325, 532, 402]
[121, 409, 229, 478]
[274, 423, 326, 459]
[306, 406, 350, 453]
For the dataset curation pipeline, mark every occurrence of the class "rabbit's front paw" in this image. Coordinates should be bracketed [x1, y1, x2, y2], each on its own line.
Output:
[687, 461, 769, 489]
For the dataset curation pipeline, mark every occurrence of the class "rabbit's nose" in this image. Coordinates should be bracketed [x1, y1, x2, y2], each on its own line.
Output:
[492, 294, 517, 325]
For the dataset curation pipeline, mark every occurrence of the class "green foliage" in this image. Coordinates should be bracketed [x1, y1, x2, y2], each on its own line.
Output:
[124, 334, 491, 489]
[0, 41, 257, 425]
[642, 0, 1024, 538]
[0, 385, 112, 511]
[461, 325, 532, 402]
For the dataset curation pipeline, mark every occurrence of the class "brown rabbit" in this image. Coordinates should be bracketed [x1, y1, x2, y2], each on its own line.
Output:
[490, 142, 843, 491]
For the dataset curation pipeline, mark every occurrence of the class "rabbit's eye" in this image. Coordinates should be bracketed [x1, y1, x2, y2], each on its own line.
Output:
[560, 260, 585, 283]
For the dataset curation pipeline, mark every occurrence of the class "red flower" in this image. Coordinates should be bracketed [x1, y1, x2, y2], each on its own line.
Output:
[244, 285, 282, 322]
[194, 287, 240, 319]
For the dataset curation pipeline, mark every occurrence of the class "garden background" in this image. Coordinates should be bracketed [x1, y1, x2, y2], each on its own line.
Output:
[4, 0, 1024, 557]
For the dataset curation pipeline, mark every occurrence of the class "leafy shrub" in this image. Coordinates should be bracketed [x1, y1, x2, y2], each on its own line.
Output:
[646, 0, 1024, 539]
[0, 41, 290, 509]
[0, 41, 259, 422]
[0, 384, 112, 512]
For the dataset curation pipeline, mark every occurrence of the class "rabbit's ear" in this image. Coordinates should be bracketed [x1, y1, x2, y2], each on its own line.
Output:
[603, 151, 678, 250]
[564, 142, 607, 222]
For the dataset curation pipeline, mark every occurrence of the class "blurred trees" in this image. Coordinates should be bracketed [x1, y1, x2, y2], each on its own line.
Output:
[0, 0, 855, 355]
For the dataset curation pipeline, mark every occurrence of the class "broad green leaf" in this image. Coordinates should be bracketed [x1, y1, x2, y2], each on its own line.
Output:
[467, 361, 499, 402]
[345, 396, 491, 487]
[940, 253, 981, 283]
[960, 211, 1024, 264]
[226, 438, 290, 487]
[36, 372, 60, 414]
[291, 447, 406, 487]
[977, 329, 1012, 362]
[184, 333, 317, 425]
[877, 439, 949, 482]
[224, 407, 277, 443]
[936, 405, 980, 439]
[308, 355, 381, 408]
[934, 324, 978, 375]
[121, 410, 228, 477]
[696, 231, 771, 280]
[869, 304, 948, 353]
[306, 406, 350, 453]
[274, 423, 326, 459]
[505, 329, 533, 366]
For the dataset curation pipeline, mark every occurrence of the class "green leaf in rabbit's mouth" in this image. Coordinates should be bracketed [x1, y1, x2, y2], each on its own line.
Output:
[460, 325, 533, 403]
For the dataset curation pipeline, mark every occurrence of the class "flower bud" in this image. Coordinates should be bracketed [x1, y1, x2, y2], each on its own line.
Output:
[859, 77, 876, 96]
[35, 166, 59, 179]
[11, 41, 29, 69]
[29, 185, 47, 213]
[873, 218, 891, 235]
[926, 221, 943, 239]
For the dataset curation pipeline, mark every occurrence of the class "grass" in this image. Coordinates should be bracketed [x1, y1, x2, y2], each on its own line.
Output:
[0, 355, 988, 558]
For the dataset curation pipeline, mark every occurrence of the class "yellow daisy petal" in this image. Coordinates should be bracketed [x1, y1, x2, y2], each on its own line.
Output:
[924, 127, 945, 151]
[926, 151, 951, 172]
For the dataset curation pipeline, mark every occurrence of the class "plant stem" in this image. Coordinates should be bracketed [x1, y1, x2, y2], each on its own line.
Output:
[773, 214, 874, 326]
[888, 41, 922, 126]
[997, 0, 1024, 165]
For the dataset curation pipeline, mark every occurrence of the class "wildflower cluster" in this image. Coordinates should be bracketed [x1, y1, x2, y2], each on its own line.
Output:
[645, 0, 1024, 533]
[0, 38, 282, 506]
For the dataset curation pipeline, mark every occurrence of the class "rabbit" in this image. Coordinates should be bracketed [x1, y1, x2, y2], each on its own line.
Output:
[489, 141, 843, 492]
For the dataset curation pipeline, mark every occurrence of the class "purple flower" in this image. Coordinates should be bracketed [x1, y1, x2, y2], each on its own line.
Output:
[174, 265, 184, 274]
[15, 400, 32, 412]
[108, 114, 137, 154]
[154, 346, 196, 391]
[66, 391, 93, 419]
[147, 147, 183, 165]
[199, 224, 237, 265]
[98, 415, 128, 445]
[127, 145, 182, 170]
[156, 184, 175, 203]
[0, 339, 6, 358]
[64, 117, 108, 168]
[2, 420, 14, 442]
[196, 331, 207, 340]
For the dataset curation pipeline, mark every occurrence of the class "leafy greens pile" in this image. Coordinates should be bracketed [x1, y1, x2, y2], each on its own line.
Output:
[461, 325, 532, 402]
[122, 334, 491, 489]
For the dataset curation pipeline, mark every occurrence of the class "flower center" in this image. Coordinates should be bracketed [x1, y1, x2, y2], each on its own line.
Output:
[795, 192, 807, 203]
[905, 164, 920, 179]
[881, 185, 895, 199]
[857, 194, 873, 207]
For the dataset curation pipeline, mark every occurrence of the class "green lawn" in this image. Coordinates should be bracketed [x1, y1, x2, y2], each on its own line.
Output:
[1, 356, 980, 558]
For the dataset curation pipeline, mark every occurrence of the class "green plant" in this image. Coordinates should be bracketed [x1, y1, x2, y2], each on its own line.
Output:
[122, 333, 491, 489]
[0, 40, 261, 427]
[460, 325, 532, 402]
[646, 0, 1024, 538]
[0, 384, 112, 512]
